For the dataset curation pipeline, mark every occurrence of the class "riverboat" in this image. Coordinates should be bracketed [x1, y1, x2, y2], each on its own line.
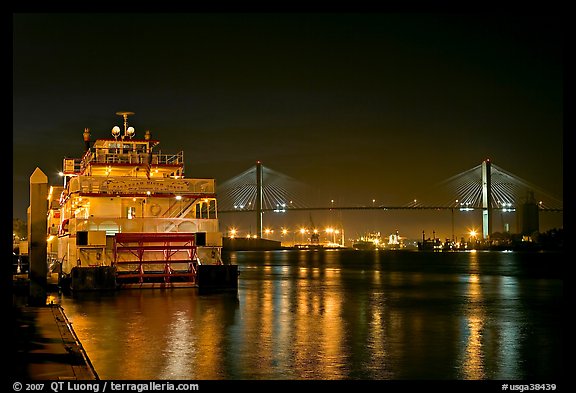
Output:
[47, 112, 237, 291]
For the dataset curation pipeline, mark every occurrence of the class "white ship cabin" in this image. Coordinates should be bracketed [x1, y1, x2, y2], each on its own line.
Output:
[49, 119, 222, 275]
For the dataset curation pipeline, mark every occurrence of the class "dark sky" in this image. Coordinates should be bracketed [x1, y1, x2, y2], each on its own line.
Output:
[12, 12, 564, 239]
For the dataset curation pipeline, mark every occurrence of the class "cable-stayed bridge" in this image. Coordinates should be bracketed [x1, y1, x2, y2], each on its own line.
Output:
[216, 159, 562, 239]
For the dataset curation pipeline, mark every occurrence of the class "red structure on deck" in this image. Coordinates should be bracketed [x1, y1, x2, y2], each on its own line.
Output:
[113, 232, 199, 284]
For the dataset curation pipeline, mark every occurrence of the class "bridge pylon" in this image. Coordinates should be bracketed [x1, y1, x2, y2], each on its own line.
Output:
[482, 159, 492, 240]
[256, 160, 263, 239]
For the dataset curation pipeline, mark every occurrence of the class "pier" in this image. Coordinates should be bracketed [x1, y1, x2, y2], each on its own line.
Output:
[10, 303, 98, 380]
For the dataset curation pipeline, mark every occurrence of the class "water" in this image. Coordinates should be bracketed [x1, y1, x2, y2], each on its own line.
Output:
[56, 249, 563, 380]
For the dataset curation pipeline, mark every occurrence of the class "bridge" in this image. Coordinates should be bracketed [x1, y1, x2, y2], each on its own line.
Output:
[216, 159, 563, 241]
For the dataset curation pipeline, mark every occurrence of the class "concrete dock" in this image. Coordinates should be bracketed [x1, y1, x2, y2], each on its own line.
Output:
[10, 303, 99, 380]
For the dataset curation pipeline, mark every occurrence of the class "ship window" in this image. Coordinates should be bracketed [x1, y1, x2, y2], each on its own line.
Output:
[127, 206, 136, 220]
[209, 200, 217, 218]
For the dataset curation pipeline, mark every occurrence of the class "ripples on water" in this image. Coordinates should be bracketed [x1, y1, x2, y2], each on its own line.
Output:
[58, 250, 563, 380]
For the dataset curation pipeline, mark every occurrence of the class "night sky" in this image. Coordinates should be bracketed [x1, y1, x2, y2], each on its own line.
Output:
[12, 12, 564, 240]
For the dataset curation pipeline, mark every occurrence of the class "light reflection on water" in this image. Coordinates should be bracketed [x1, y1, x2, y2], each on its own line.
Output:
[58, 250, 562, 380]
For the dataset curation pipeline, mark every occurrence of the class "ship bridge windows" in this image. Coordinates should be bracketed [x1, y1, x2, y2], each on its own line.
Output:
[195, 198, 217, 219]
[134, 143, 148, 153]
[107, 142, 149, 152]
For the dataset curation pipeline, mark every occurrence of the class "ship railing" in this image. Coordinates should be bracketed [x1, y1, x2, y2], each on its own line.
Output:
[47, 252, 60, 274]
[71, 217, 220, 238]
[83, 150, 184, 166]
[163, 152, 184, 165]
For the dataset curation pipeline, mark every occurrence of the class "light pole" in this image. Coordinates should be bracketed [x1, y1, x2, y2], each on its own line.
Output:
[300, 228, 306, 245]
[326, 227, 334, 245]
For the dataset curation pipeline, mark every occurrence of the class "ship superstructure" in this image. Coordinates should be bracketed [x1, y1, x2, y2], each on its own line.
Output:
[352, 232, 384, 250]
[352, 230, 406, 250]
[47, 112, 234, 289]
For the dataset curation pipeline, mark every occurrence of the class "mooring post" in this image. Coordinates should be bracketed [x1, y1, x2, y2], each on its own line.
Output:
[29, 167, 48, 305]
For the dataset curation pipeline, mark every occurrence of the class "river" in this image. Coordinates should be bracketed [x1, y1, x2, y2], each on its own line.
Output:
[55, 249, 563, 380]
